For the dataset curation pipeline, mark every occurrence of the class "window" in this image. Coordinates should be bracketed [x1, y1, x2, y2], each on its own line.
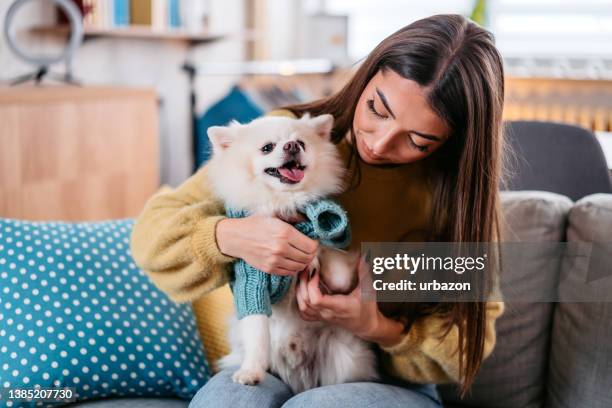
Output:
[321, 0, 612, 78]
[323, 0, 472, 61]
[489, 0, 612, 58]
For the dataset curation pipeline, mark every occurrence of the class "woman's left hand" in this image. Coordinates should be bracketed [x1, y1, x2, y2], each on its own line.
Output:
[295, 254, 405, 347]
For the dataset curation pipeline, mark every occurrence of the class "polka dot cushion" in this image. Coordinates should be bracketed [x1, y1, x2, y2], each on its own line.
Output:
[0, 218, 211, 405]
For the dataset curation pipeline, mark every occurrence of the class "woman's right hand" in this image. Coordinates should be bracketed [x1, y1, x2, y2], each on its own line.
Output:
[215, 215, 319, 276]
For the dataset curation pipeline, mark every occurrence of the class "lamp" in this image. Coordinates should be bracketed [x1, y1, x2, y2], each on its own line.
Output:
[3, 0, 84, 85]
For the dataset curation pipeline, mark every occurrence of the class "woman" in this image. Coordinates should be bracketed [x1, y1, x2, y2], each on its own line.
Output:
[131, 14, 506, 408]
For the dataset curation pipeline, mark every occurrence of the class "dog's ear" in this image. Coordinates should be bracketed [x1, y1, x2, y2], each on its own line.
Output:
[208, 126, 236, 151]
[309, 114, 334, 140]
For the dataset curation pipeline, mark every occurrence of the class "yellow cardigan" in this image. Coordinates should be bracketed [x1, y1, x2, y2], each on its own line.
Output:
[130, 109, 504, 385]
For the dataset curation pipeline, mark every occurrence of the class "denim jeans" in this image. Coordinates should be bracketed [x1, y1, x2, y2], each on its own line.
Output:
[189, 366, 442, 408]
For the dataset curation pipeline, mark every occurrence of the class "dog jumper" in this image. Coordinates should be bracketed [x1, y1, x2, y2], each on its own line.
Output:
[225, 199, 351, 319]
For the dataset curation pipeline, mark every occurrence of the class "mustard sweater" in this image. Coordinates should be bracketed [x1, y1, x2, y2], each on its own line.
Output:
[130, 109, 504, 385]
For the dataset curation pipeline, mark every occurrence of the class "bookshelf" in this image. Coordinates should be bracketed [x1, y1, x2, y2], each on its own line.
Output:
[30, 25, 229, 46]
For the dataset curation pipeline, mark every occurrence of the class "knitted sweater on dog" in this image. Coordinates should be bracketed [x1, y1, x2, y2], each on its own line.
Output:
[225, 199, 351, 319]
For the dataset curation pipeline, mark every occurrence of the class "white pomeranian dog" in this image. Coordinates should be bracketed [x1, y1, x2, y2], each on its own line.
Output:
[206, 113, 379, 393]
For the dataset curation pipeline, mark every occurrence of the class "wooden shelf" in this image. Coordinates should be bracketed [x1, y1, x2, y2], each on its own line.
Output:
[0, 85, 157, 104]
[29, 25, 229, 46]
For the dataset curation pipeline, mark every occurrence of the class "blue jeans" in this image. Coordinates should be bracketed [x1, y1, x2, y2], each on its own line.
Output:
[189, 366, 442, 408]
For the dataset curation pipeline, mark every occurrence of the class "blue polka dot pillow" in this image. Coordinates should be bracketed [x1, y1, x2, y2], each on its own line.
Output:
[0, 218, 211, 404]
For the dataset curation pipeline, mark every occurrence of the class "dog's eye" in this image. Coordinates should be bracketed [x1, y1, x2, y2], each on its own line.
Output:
[261, 143, 275, 154]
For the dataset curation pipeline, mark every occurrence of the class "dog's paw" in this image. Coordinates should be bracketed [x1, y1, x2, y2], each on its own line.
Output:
[232, 368, 266, 386]
[281, 335, 306, 368]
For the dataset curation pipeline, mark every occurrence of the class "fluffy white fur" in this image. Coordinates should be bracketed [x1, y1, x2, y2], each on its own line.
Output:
[206, 113, 379, 392]
[206, 113, 345, 219]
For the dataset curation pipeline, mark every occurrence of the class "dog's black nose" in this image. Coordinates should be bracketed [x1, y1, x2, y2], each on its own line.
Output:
[283, 141, 300, 155]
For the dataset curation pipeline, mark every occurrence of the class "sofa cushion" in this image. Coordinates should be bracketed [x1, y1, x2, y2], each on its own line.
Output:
[192, 284, 235, 372]
[547, 193, 612, 408]
[0, 218, 211, 405]
[439, 191, 572, 408]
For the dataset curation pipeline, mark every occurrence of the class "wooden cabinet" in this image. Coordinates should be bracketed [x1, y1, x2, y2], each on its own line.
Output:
[0, 86, 159, 221]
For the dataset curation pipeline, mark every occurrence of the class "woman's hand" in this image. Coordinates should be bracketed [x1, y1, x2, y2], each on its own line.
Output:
[295, 254, 406, 347]
[215, 214, 318, 276]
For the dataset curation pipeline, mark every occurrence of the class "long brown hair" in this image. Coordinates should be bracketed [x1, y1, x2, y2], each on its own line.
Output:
[278, 14, 506, 395]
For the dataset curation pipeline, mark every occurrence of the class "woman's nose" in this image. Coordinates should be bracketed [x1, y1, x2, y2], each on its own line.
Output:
[371, 130, 397, 155]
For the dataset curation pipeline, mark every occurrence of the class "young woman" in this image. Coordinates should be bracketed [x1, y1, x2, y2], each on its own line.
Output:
[131, 14, 506, 408]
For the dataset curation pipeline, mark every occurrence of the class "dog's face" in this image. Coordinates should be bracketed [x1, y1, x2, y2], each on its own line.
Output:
[206, 113, 345, 213]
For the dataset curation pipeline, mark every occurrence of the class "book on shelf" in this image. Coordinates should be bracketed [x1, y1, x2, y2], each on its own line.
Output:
[57, 0, 193, 31]
[114, 0, 131, 27]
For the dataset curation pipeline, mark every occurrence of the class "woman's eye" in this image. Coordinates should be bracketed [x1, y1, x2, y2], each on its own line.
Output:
[366, 99, 388, 119]
[408, 136, 429, 153]
[261, 143, 275, 154]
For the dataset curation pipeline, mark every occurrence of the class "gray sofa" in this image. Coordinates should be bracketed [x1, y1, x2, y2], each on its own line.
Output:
[440, 191, 612, 408]
[63, 191, 612, 408]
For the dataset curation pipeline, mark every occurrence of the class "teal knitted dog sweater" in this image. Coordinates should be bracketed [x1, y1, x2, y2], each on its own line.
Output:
[226, 199, 351, 320]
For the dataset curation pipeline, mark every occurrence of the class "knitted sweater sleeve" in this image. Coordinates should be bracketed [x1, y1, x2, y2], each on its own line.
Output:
[130, 165, 235, 303]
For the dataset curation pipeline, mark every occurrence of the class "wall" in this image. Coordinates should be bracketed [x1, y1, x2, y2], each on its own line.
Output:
[0, 0, 247, 187]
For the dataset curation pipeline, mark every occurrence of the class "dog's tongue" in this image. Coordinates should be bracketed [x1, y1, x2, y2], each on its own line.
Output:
[278, 167, 304, 182]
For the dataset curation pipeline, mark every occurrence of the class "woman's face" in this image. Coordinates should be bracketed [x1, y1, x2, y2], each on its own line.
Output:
[351, 68, 451, 164]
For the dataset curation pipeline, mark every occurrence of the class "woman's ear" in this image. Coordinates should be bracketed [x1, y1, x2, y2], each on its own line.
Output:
[309, 114, 335, 140]
[207, 126, 236, 151]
